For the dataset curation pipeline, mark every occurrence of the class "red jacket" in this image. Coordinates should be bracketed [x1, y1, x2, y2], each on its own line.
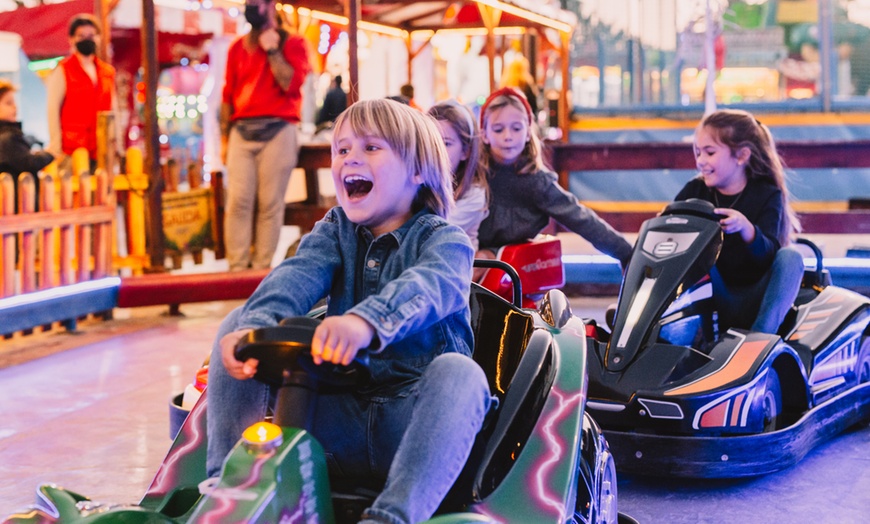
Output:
[59, 55, 115, 158]
[222, 31, 310, 123]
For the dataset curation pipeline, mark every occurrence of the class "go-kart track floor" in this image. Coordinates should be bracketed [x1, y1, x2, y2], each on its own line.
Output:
[1, 297, 868, 523]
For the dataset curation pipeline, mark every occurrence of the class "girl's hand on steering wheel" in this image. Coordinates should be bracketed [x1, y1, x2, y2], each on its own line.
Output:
[714, 207, 755, 243]
[312, 314, 374, 366]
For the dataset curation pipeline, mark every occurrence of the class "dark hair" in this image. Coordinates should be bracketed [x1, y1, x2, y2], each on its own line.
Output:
[385, 95, 410, 105]
[699, 109, 800, 243]
[68, 14, 100, 37]
[0, 79, 14, 100]
[334, 75, 342, 86]
[400, 84, 414, 98]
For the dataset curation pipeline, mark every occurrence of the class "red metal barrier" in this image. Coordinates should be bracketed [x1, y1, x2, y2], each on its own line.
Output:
[116, 268, 270, 308]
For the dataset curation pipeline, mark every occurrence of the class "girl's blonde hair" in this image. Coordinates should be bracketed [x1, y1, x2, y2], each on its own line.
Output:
[332, 98, 454, 218]
[479, 88, 543, 175]
[500, 57, 538, 98]
[699, 109, 801, 244]
[427, 99, 488, 202]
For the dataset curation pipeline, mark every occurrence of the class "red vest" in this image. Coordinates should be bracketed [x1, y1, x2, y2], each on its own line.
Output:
[59, 55, 115, 158]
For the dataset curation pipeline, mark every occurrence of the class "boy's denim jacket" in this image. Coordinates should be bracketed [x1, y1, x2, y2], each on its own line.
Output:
[235, 207, 475, 392]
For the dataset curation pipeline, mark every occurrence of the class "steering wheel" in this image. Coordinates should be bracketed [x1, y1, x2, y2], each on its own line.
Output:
[234, 317, 369, 388]
[662, 198, 725, 222]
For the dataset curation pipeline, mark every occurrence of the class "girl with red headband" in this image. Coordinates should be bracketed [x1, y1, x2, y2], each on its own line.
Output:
[476, 87, 632, 267]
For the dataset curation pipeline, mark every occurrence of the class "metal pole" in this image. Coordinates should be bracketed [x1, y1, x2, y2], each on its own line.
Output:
[94, 0, 110, 61]
[819, 0, 833, 112]
[141, 0, 164, 268]
[346, 0, 360, 104]
[704, 0, 717, 115]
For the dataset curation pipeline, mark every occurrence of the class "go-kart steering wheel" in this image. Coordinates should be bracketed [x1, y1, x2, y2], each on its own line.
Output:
[662, 199, 726, 222]
[234, 316, 370, 388]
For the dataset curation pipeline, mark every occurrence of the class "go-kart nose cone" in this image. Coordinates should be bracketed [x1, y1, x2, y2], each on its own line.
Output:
[242, 421, 284, 452]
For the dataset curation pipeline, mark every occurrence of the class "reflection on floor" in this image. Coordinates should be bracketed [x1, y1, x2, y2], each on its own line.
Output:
[1, 297, 868, 522]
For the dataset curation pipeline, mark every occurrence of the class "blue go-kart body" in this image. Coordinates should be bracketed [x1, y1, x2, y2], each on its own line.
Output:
[584, 199, 870, 478]
[5, 260, 635, 523]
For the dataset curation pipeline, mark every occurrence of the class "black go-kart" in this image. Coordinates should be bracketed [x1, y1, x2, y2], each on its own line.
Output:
[583, 199, 870, 478]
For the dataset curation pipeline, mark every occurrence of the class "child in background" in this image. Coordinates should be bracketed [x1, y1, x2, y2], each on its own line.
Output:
[676, 109, 804, 334]
[207, 99, 492, 524]
[476, 87, 632, 267]
[428, 99, 489, 250]
[0, 80, 54, 209]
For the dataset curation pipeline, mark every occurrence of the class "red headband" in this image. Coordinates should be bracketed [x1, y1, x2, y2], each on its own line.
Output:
[480, 87, 534, 127]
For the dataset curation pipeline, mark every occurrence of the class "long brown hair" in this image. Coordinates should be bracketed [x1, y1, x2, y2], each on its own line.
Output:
[427, 99, 487, 202]
[699, 109, 800, 244]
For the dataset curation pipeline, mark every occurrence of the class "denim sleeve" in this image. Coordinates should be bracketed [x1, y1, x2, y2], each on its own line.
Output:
[349, 224, 473, 351]
[236, 212, 343, 329]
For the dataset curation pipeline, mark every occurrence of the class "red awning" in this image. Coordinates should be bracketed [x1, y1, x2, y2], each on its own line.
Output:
[0, 0, 93, 60]
[0, 1, 212, 68]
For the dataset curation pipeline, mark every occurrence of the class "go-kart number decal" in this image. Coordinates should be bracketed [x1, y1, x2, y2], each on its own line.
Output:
[297, 439, 321, 522]
[642, 231, 700, 259]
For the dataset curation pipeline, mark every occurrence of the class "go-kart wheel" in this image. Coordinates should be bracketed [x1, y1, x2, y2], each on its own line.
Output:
[234, 317, 369, 388]
[761, 369, 782, 433]
[856, 336, 870, 383]
[595, 450, 619, 524]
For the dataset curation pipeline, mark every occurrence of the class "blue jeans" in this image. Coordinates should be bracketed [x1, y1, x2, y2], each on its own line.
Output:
[207, 308, 493, 524]
[711, 246, 805, 334]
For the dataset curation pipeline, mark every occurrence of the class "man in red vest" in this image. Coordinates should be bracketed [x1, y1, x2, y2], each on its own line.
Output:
[46, 14, 116, 170]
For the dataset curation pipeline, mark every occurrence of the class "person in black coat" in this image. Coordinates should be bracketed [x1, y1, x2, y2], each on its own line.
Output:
[0, 79, 54, 211]
[315, 75, 348, 130]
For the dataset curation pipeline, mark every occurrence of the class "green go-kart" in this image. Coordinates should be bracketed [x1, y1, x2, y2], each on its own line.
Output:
[4, 261, 635, 524]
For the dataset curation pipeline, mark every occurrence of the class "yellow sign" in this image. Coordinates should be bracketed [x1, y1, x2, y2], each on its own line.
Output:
[162, 187, 214, 252]
[777, 0, 818, 24]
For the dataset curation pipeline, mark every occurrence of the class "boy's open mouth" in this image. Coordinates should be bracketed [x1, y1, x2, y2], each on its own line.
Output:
[344, 176, 373, 198]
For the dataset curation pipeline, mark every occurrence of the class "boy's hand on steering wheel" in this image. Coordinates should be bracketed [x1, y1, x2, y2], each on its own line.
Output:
[221, 328, 257, 380]
[312, 314, 374, 366]
[714, 208, 755, 243]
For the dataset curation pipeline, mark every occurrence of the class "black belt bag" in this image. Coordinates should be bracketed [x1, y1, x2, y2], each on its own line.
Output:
[234, 117, 289, 142]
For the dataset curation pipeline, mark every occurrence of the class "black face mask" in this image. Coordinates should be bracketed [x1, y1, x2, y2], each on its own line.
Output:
[75, 39, 96, 56]
[244, 5, 268, 29]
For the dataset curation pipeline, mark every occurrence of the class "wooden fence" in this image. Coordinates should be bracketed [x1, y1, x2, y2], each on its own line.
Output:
[0, 169, 114, 299]
[286, 141, 870, 235]
[545, 140, 870, 234]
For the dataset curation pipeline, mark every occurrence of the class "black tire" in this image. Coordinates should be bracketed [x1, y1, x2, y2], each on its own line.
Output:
[761, 369, 782, 433]
[856, 336, 870, 384]
[595, 451, 619, 524]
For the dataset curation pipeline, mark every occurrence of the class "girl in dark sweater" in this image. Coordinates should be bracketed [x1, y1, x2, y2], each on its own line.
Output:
[676, 109, 803, 334]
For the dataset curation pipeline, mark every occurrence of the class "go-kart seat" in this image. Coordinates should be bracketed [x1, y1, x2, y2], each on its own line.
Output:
[438, 284, 556, 510]
[478, 236, 564, 305]
[467, 283, 535, 398]
[795, 237, 832, 295]
[778, 239, 831, 336]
